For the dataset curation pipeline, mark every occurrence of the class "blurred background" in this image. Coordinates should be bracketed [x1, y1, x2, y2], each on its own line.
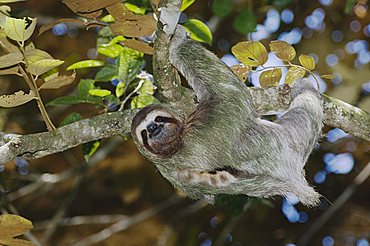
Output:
[0, 0, 369, 245]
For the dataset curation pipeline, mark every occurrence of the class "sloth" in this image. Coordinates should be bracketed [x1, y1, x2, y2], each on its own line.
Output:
[131, 26, 324, 206]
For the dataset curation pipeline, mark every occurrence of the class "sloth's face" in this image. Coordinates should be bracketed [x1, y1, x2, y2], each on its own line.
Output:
[131, 105, 185, 158]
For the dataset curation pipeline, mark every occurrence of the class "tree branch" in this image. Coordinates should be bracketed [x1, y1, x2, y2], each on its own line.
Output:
[0, 0, 368, 166]
[0, 89, 368, 165]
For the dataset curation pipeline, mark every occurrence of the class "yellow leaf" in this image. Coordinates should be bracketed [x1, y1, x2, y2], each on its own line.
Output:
[0, 90, 35, 107]
[284, 66, 306, 85]
[321, 74, 336, 79]
[299, 54, 315, 70]
[0, 29, 19, 53]
[259, 68, 282, 87]
[5, 16, 37, 42]
[27, 59, 64, 76]
[269, 40, 296, 61]
[39, 72, 76, 90]
[231, 64, 250, 82]
[0, 52, 23, 68]
[231, 41, 268, 67]
[0, 214, 34, 246]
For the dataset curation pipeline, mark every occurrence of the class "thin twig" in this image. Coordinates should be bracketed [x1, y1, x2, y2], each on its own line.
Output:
[297, 162, 370, 246]
[118, 79, 145, 111]
[71, 195, 181, 246]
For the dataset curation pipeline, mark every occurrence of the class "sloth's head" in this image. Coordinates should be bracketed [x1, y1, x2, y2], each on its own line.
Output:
[131, 105, 185, 158]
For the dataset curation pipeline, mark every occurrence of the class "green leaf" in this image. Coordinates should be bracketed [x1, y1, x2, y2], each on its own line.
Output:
[82, 140, 100, 162]
[95, 64, 118, 81]
[130, 94, 159, 109]
[27, 59, 64, 77]
[97, 44, 123, 58]
[59, 112, 81, 127]
[66, 60, 104, 70]
[0, 90, 35, 107]
[321, 74, 335, 80]
[233, 9, 256, 35]
[0, 52, 23, 69]
[100, 14, 115, 23]
[124, 3, 146, 15]
[88, 89, 111, 97]
[118, 47, 144, 83]
[115, 81, 125, 97]
[212, 0, 233, 18]
[46, 95, 103, 107]
[102, 35, 125, 47]
[181, 0, 196, 11]
[231, 41, 268, 67]
[345, 0, 355, 14]
[138, 79, 155, 95]
[5, 16, 37, 43]
[77, 79, 96, 97]
[182, 19, 212, 45]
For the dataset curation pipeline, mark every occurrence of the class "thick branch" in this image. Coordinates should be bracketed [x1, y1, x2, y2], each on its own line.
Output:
[0, 110, 138, 165]
[0, 89, 368, 165]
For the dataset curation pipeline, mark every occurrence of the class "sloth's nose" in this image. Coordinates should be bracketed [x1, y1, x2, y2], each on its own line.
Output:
[147, 123, 162, 137]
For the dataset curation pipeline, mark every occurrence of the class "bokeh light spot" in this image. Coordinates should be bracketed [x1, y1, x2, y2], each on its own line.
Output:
[322, 235, 334, 246]
[281, 9, 294, 24]
[52, 23, 68, 36]
[314, 171, 326, 184]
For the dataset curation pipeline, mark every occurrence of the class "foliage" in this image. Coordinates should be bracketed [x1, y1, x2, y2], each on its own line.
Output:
[231, 40, 332, 87]
[0, 214, 34, 246]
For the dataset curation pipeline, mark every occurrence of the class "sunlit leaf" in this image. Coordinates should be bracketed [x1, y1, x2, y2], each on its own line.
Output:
[181, 0, 196, 11]
[0, 214, 34, 246]
[130, 94, 159, 109]
[118, 47, 144, 84]
[284, 66, 306, 84]
[83, 140, 100, 162]
[231, 41, 268, 67]
[269, 40, 296, 61]
[27, 59, 64, 76]
[0, 29, 19, 53]
[233, 9, 256, 35]
[66, 60, 104, 70]
[25, 48, 54, 64]
[5, 16, 37, 42]
[0, 90, 35, 107]
[321, 74, 336, 79]
[115, 81, 125, 97]
[212, 0, 233, 18]
[59, 112, 81, 127]
[231, 64, 250, 82]
[139, 79, 155, 95]
[124, 3, 146, 14]
[183, 19, 212, 44]
[88, 89, 111, 97]
[259, 68, 282, 87]
[0, 52, 23, 68]
[39, 72, 76, 90]
[100, 14, 115, 23]
[299, 54, 315, 70]
[97, 44, 123, 58]
[102, 35, 125, 47]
